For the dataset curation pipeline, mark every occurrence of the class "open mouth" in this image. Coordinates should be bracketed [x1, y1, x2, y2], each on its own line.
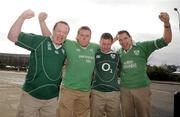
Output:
[57, 37, 64, 41]
[54, 37, 63, 45]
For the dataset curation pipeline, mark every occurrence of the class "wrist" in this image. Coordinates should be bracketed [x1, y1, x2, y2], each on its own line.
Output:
[39, 20, 45, 22]
[164, 23, 170, 28]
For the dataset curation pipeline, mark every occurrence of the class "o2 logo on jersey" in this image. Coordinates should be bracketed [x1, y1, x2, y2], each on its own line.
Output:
[102, 63, 112, 73]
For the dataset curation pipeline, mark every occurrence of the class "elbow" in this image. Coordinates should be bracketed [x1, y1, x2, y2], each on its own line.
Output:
[165, 37, 172, 44]
[7, 33, 12, 41]
[168, 39, 172, 43]
[7, 32, 17, 43]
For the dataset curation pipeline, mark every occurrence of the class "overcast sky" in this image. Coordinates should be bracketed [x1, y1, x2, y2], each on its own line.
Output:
[0, 0, 180, 66]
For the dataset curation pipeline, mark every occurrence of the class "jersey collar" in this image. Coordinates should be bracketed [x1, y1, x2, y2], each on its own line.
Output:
[123, 40, 136, 53]
[50, 36, 62, 49]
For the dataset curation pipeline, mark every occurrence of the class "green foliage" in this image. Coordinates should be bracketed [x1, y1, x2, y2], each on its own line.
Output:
[147, 65, 180, 82]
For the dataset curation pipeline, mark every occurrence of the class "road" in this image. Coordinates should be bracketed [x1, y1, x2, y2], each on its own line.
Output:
[151, 82, 180, 117]
[0, 71, 179, 117]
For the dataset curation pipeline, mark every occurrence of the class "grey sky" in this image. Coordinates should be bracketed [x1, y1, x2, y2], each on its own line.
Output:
[0, 0, 180, 65]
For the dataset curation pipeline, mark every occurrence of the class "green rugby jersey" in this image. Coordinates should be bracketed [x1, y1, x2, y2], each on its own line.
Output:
[118, 38, 167, 89]
[92, 49, 120, 92]
[15, 32, 66, 99]
[62, 40, 99, 91]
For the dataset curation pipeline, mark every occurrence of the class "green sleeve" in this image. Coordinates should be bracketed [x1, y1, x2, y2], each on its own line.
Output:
[92, 42, 99, 52]
[15, 32, 45, 51]
[138, 37, 167, 58]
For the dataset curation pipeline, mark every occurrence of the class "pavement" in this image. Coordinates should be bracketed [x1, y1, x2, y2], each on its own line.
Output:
[0, 70, 179, 117]
[0, 81, 21, 117]
[0, 71, 24, 117]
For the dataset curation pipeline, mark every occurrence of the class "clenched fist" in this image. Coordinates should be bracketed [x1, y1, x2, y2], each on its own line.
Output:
[21, 9, 35, 19]
[38, 12, 48, 22]
[159, 12, 170, 24]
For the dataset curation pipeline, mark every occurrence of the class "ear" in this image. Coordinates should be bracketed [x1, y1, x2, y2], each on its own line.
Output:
[99, 39, 101, 44]
[76, 36, 79, 41]
[130, 37, 133, 41]
[130, 37, 134, 44]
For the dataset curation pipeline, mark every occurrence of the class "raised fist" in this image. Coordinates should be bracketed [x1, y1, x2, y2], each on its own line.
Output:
[38, 12, 48, 22]
[159, 12, 170, 24]
[21, 9, 35, 19]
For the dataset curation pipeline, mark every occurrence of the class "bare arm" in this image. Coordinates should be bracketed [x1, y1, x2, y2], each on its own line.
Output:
[113, 36, 117, 43]
[159, 12, 172, 44]
[113, 34, 119, 44]
[38, 12, 52, 36]
[7, 9, 35, 42]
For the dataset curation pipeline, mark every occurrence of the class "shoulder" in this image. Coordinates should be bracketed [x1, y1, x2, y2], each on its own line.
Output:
[116, 48, 123, 55]
[137, 37, 167, 48]
[64, 39, 76, 45]
[20, 32, 45, 38]
[95, 49, 101, 54]
[89, 42, 99, 47]
[18, 32, 47, 43]
[89, 42, 99, 51]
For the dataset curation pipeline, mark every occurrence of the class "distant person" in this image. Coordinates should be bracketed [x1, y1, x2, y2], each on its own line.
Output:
[90, 33, 121, 117]
[39, 13, 99, 117]
[7, 9, 70, 117]
[114, 12, 172, 117]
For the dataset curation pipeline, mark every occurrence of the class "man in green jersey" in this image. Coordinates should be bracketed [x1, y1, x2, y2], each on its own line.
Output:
[90, 33, 121, 117]
[7, 9, 70, 117]
[39, 12, 99, 117]
[115, 12, 172, 117]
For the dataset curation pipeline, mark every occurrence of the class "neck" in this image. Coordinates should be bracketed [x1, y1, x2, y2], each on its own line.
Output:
[101, 50, 111, 54]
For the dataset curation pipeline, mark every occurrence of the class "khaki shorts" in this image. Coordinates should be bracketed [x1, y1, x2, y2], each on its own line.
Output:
[120, 86, 152, 117]
[16, 91, 58, 117]
[58, 86, 90, 117]
[90, 89, 121, 117]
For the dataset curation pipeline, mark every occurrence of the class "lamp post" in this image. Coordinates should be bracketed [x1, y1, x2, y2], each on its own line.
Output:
[174, 8, 180, 31]
[174, 9, 180, 117]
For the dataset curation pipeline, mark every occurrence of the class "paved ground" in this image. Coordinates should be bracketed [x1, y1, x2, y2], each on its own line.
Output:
[151, 82, 180, 117]
[0, 71, 24, 117]
[0, 70, 179, 117]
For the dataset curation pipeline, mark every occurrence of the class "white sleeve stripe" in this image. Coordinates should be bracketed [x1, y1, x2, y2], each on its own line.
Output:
[17, 41, 35, 50]
[154, 40, 160, 49]
[17, 39, 46, 51]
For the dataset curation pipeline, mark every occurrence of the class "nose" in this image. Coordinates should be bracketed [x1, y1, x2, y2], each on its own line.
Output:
[59, 32, 64, 36]
[57, 31, 65, 36]
[119, 41, 122, 45]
